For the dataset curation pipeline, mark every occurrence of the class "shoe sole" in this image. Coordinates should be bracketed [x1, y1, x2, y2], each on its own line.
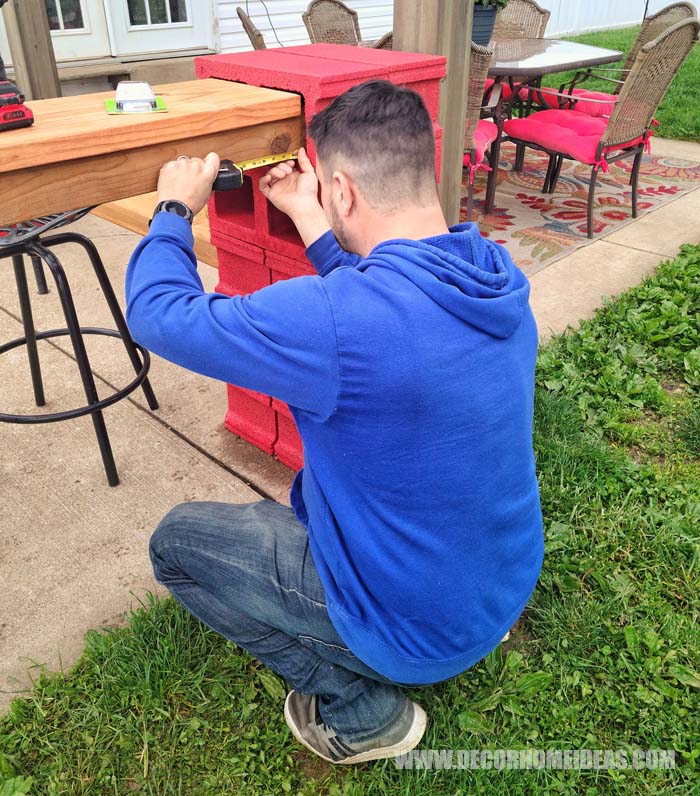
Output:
[284, 692, 428, 765]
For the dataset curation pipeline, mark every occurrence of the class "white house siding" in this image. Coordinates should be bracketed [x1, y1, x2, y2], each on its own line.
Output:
[0, 1, 684, 67]
[216, 1, 394, 52]
[216, 0, 680, 53]
[546, 0, 675, 36]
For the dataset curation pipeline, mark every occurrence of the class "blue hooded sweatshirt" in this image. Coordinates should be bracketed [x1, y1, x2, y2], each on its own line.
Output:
[125, 213, 544, 685]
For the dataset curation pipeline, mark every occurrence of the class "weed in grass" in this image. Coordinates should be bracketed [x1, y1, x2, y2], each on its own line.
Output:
[675, 401, 700, 456]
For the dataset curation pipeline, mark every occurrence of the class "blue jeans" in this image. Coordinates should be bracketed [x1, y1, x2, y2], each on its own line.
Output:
[149, 499, 411, 742]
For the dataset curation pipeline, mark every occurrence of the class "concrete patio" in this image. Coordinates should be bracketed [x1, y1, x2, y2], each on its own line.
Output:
[2, 136, 699, 715]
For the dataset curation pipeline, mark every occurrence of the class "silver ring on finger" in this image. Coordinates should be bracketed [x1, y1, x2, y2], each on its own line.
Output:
[177, 155, 190, 161]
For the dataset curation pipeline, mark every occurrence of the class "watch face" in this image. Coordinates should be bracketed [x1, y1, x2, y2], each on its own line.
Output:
[164, 200, 189, 218]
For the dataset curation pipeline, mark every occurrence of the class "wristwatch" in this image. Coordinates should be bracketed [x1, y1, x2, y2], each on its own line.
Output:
[149, 199, 194, 226]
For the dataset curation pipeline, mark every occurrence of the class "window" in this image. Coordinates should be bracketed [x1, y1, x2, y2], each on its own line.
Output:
[127, 0, 189, 26]
[45, 0, 85, 31]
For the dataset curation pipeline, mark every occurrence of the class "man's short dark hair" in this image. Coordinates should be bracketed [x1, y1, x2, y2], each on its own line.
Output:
[308, 80, 437, 211]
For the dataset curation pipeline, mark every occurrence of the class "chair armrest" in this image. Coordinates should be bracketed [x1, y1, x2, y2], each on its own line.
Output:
[524, 85, 620, 106]
[483, 81, 502, 110]
[559, 68, 626, 95]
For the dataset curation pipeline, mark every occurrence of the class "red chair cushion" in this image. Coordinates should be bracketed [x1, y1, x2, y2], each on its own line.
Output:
[484, 78, 514, 103]
[503, 109, 645, 165]
[464, 118, 499, 166]
[523, 86, 616, 117]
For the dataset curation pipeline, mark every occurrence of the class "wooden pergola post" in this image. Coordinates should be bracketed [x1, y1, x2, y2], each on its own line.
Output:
[395, 0, 473, 225]
[1, 0, 61, 99]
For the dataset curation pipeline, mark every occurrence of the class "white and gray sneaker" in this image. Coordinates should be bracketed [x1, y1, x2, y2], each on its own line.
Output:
[284, 690, 427, 764]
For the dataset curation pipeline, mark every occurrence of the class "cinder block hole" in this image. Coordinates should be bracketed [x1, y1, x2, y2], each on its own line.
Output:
[213, 174, 255, 228]
[267, 202, 304, 245]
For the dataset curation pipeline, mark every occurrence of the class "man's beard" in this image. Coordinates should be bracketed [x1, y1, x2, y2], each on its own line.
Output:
[329, 200, 352, 252]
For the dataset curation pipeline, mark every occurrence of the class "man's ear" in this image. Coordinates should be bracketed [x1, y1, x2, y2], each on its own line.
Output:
[332, 170, 356, 218]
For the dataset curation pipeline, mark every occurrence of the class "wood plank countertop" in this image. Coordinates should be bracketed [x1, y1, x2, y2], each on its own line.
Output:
[0, 78, 303, 225]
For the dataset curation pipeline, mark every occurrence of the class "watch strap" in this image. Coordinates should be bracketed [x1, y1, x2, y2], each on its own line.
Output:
[149, 199, 194, 226]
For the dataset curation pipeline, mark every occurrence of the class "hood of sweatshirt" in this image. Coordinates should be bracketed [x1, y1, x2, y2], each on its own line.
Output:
[359, 221, 529, 339]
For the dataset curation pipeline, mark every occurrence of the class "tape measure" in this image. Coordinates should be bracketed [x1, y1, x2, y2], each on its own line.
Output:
[213, 150, 299, 191]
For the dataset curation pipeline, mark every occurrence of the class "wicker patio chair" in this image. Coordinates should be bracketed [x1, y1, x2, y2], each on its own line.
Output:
[534, 1, 697, 115]
[502, 18, 700, 238]
[492, 0, 551, 166]
[236, 7, 267, 50]
[303, 0, 362, 45]
[464, 42, 501, 219]
[492, 0, 550, 40]
[614, 1, 696, 91]
[373, 31, 393, 49]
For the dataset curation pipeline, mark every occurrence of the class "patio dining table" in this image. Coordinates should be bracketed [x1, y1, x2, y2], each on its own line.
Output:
[482, 38, 624, 196]
[488, 38, 623, 80]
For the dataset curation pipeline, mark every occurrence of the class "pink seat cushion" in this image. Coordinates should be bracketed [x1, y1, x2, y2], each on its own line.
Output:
[503, 109, 645, 165]
[464, 118, 499, 166]
[523, 86, 616, 117]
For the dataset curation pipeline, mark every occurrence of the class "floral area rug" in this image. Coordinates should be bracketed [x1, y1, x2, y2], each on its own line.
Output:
[461, 141, 700, 276]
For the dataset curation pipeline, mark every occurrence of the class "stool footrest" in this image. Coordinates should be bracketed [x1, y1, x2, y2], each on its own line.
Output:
[0, 327, 151, 424]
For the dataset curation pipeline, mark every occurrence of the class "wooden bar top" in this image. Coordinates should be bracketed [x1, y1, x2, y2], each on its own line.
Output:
[0, 78, 304, 225]
[0, 79, 301, 173]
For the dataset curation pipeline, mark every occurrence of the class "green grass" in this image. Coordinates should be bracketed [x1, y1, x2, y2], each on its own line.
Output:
[540, 26, 700, 142]
[2, 246, 700, 795]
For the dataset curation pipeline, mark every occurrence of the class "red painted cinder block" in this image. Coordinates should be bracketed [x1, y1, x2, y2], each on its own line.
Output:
[196, 45, 446, 162]
[211, 235, 270, 297]
[281, 44, 445, 120]
[267, 250, 316, 284]
[402, 77, 441, 121]
[196, 49, 382, 109]
[199, 45, 446, 466]
[225, 385, 277, 454]
[272, 397, 293, 418]
[274, 407, 304, 471]
[210, 168, 308, 259]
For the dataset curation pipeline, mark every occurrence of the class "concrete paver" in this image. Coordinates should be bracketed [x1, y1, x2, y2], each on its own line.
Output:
[604, 184, 700, 259]
[0, 309, 261, 713]
[529, 240, 661, 339]
[2, 139, 699, 715]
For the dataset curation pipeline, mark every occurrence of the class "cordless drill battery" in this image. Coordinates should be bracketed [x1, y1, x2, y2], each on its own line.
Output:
[0, 81, 34, 131]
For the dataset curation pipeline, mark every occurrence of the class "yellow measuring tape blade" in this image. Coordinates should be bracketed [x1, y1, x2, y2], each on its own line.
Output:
[238, 150, 300, 173]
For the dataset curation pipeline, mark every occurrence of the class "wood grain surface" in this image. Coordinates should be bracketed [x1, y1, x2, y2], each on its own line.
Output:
[0, 79, 301, 172]
[0, 79, 303, 225]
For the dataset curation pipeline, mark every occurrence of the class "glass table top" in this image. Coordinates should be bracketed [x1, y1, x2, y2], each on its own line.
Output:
[489, 39, 623, 77]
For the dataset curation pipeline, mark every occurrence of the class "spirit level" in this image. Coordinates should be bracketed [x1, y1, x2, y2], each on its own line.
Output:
[213, 150, 299, 191]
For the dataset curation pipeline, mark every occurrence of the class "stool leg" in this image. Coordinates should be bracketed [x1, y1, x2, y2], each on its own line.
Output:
[31, 255, 50, 295]
[12, 255, 46, 407]
[47, 233, 159, 411]
[28, 243, 119, 487]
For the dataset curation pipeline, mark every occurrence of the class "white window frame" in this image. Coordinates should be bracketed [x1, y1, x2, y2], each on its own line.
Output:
[47, 0, 93, 37]
[125, 0, 193, 32]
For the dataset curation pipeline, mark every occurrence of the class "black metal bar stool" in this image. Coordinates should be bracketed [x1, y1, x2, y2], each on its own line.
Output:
[0, 207, 158, 486]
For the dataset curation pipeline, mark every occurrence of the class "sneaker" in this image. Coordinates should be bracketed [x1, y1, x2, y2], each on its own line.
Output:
[284, 690, 427, 764]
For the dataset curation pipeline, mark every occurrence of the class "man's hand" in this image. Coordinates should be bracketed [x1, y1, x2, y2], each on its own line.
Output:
[259, 147, 330, 247]
[157, 152, 220, 216]
[259, 147, 321, 220]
